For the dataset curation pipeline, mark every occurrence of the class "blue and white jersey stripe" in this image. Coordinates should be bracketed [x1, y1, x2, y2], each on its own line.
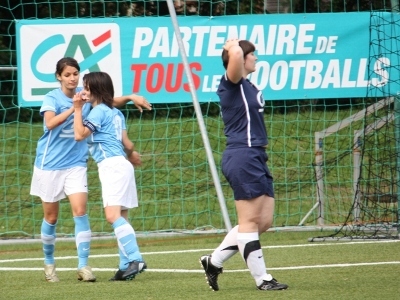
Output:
[217, 73, 267, 148]
[83, 104, 126, 164]
[34, 87, 91, 170]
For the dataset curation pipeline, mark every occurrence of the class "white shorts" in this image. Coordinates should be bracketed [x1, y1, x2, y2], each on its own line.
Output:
[98, 156, 138, 209]
[30, 166, 88, 203]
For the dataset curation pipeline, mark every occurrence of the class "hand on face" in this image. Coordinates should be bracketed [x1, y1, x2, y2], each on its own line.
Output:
[72, 92, 86, 109]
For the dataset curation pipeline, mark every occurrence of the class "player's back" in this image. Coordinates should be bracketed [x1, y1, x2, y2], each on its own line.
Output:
[85, 104, 125, 163]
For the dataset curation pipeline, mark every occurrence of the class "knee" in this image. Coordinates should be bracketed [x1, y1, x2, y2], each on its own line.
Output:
[42, 204, 59, 224]
[259, 219, 273, 233]
[238, 216, 260, 232]
[44, 216, 58, 225]
[71, 206, 87, 217]
[105, 213, 119, 224]
[259, 223, 271, 233]
[105, 216, 114, 224]
[43, 212, 58, 225]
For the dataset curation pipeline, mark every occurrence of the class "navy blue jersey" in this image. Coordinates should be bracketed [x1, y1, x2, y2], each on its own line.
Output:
[217, 73, 268, 148]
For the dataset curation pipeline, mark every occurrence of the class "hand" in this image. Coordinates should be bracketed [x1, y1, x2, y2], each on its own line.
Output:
[223, 38, 240, 51]
[127, 151, 142, 167]
[72, 92, 86, 109]
[130, 94, 152, 112]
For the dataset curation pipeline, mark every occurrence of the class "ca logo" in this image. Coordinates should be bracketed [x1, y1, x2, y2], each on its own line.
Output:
[17, 21, 122, 106]
[31, 31, 112, 95]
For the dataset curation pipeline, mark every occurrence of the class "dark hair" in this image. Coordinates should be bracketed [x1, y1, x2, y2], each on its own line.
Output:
[221, 40, 256, 70]
[55, 57, 80, 77]
[82, 72, 114, 108]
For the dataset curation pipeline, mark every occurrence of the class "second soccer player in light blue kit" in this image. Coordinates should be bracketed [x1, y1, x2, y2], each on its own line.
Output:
[72, 71, 146, 281]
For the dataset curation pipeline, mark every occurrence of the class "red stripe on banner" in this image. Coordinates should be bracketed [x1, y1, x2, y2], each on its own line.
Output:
[92, 30, 111, 46]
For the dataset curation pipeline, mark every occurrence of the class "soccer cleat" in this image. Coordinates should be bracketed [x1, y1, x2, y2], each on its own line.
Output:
[257, 278, 288, 291]
[77, 266, 96, 282]
[109, 260, 147, 281]
[109, 269, 125, 281]
[44, 264, 60, 282]
[199, 255, 223, 291]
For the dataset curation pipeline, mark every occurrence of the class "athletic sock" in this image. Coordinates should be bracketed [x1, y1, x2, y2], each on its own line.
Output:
[112, 217, 142, 270]
[41, 219, 56, 265]
[74, 214, 91, 269]
[211, 225, 239, 267]
[237, 232, 271, 286]
[117, 242, 130, 270]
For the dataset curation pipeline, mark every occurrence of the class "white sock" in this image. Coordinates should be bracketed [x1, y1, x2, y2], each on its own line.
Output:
[237, 232, 271, 286]
[211, 225, 239, 267]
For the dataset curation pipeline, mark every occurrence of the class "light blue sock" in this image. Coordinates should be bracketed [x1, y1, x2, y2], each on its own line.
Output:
[74, 214, 91, 269]
[117, 246, 130, 270]
[41, 219, 56, 265]
[112, 217, 142, 270]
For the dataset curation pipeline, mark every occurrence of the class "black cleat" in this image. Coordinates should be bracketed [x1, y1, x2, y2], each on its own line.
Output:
[109, 260, 147, 281]
[109, 269, 126, 281]
[199, 255, 223, 291]
[257, 278, 288, 291]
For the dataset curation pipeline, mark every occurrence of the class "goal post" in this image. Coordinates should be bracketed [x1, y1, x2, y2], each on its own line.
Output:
[395, 95, 400, 238]
[353, 113, 395, 221]
[300, 97, 395, 226]
[165, 0, 232, 232]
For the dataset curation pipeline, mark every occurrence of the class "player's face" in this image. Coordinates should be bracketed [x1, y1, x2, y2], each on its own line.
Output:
[244, 52, 257, 74]
[81, 84, 92, 103]
[56, 66, 80, 90]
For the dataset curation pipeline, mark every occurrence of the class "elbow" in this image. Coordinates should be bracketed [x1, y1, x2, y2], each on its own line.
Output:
[45, 123, 56, 131]
[74, 134, 85, 142]
[231, 52, 243, 63]
[230, 47, 243, 58]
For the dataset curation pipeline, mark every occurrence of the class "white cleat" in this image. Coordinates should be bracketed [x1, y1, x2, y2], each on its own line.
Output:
[77, 265, 96, 282]
[44, 264, 60, 282]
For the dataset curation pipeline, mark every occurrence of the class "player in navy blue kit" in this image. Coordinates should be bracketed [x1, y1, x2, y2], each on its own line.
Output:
[200, 39, 288, 291]
[73, 71, 146, 281]
[30, 57, 151, 283]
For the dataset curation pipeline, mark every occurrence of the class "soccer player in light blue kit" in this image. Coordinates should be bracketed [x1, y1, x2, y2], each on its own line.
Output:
[30, 57, 151, 282]
[73, 71, 147, 281]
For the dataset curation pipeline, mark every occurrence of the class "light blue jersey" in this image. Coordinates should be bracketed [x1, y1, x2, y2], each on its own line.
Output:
[83, 104, 126, 164]
[34, 88, 91, 170]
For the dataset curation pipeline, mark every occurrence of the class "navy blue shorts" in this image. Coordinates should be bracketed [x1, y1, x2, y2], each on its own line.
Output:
[221, 147, 274, 200]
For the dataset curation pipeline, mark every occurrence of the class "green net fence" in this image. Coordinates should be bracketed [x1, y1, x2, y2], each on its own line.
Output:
[1, 0, 399, 239]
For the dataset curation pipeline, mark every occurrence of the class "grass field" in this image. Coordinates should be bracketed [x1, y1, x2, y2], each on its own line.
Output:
[2, 106, 393, 237]
[0, 231, 399, 300]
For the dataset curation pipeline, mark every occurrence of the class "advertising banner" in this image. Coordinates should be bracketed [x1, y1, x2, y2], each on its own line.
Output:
[16, 13, 399, 106]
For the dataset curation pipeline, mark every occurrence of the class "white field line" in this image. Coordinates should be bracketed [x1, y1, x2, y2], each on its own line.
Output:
[1, 262, 400, 272]
[1, 239, 399, 263]
[0, 240, 399, 272]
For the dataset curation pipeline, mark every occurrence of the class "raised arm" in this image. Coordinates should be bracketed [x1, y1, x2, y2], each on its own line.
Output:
[113, 94, 152, 112]
[224, 39, 244, 84]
